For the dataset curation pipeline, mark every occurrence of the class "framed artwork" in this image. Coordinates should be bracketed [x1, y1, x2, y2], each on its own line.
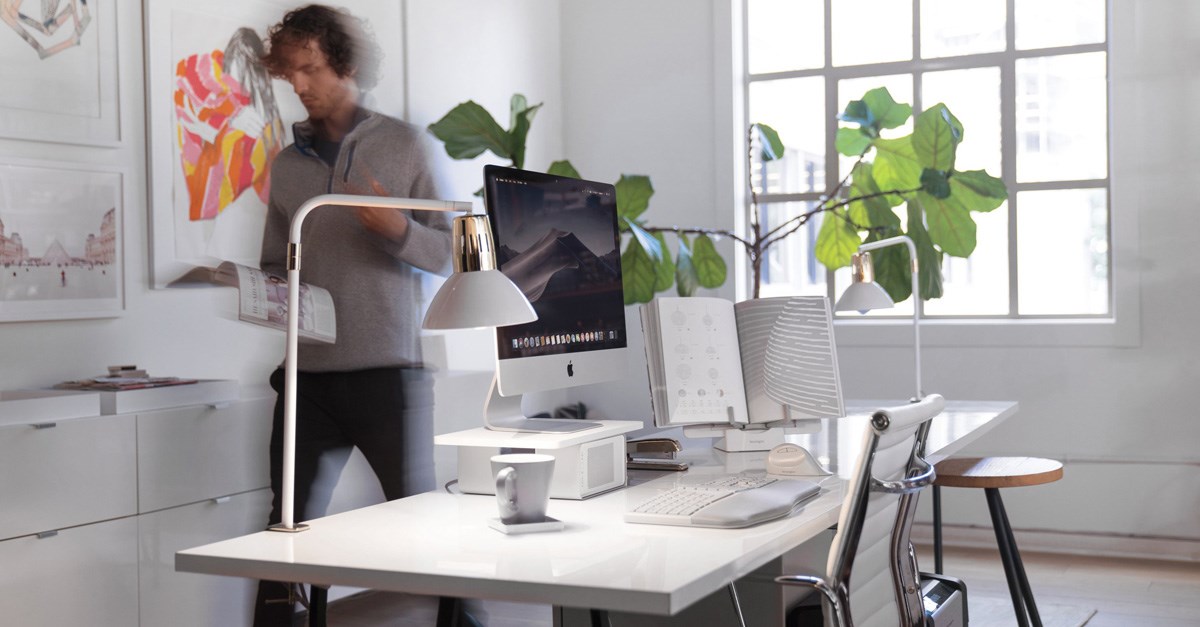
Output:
[0, 0, 121, 145]
[0, 160, 124, 321]
[145, 0, 404, 288]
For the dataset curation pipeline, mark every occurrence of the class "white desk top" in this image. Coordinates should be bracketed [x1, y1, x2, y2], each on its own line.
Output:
[177, 400, 1016, 615]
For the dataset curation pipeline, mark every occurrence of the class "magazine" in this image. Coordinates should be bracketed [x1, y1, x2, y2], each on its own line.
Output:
[169, 261, 336, 344]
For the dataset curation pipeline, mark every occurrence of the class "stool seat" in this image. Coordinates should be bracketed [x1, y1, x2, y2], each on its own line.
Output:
[935, 456, 1063, 489]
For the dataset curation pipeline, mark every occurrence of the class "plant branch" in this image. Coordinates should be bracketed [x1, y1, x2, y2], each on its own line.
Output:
[760, 186, 921, 250]
[637, 225, 752, 250]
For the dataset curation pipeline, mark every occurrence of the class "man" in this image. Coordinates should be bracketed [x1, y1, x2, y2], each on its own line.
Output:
[253, 5, 451, 625]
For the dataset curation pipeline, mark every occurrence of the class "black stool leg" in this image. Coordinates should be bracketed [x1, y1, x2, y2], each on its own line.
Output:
[988, 487, 1046, 624]
[933, 485, 944, 575]
[590, 608, 611, 626]
[985, 488, 1029, 627]
[309, 585, 328, 627]
[992, 488, 1044, 627]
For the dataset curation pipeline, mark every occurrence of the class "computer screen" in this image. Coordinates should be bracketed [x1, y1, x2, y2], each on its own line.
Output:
[483, 165, 629, 397]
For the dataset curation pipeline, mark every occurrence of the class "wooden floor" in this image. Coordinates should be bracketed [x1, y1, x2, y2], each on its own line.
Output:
[311, 545, 1200, 626]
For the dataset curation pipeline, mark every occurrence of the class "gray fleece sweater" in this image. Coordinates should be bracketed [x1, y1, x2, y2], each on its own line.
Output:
[260, 109, 452, 372]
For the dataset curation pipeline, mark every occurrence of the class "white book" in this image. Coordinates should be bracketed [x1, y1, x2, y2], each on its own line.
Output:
[641, 296, 843, 430]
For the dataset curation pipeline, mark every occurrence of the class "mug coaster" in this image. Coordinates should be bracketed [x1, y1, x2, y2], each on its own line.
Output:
[488, 516, 565, 535]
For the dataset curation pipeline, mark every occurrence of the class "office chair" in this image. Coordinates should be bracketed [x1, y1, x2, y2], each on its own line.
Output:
[775, 394, 958, 627]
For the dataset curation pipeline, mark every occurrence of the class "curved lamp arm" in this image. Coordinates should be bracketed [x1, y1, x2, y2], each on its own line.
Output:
[275, 194, 472, 532]
[852, 235, 920, 400]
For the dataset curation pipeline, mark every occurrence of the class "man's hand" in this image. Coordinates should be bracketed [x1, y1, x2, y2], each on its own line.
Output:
[354, 178, 409, 241]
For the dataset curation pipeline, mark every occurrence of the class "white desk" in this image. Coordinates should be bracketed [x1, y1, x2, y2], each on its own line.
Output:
[176, 401, 1016, 617]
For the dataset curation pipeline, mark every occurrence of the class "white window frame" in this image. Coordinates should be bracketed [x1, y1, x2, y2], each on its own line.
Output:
[716, 0, 1138, 348]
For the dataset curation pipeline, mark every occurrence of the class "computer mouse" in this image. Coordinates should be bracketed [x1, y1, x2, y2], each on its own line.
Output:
[766, 443, 812, 476]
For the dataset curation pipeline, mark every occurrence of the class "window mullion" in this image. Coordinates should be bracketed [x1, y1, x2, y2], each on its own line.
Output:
[1004, 0, 1019, 317]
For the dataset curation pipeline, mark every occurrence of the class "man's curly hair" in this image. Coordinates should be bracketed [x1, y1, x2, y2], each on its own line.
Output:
[262, 4, 382, 92]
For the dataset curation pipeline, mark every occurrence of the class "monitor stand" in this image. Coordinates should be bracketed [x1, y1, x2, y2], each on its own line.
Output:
[483, 372, 602, 434]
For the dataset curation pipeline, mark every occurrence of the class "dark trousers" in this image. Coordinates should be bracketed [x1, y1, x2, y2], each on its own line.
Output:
[253, 366, 435, 627]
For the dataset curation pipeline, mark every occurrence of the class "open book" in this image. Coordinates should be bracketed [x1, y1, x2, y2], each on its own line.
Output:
[170, 262, 336, 344]
[641, 296, 842, 430]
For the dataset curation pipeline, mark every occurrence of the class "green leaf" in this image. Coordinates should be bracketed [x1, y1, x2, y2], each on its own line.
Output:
[870, 230, 912, 303]
[616, 175, 654, 222]
[839, 99, 874, 128]
[652, 232, 675, 292]
[918, 191, 977, 257]
[949, 169, 1007, 213]
[427, 101, 511, 161]
[847, 162, 902, 228]
[920, 168, 952, 199]
[872, 137, 923, 191]
[620, 238, 657, 304]
[907, 203, 944, 300]
[836, 127, 873, 157]
[507, 97, 542, 170]
[814, 208, 862, 269]
[625, 221, 664, 263]
[754, 123, 785, 162]
[546, 160, 581, 179]
[862, 87, 912, 130]
[912, 104, 962, 171]
[675, 234, 700, 296]
[507, 94, 534, 130]
[691, 234, 727, 288]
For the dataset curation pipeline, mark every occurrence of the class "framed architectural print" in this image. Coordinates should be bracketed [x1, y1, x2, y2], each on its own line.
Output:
[0, 0, 121, 145]
[0, 160, 124, 321]
[144, 0, 403, 287]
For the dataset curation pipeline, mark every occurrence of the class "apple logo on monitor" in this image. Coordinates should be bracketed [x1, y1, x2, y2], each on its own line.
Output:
[567, 361, 574, 377]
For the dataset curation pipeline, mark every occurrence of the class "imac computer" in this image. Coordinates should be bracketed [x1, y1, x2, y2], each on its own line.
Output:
[481, 165, 630, 433]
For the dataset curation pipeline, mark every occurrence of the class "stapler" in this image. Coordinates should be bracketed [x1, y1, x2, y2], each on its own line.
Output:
[626, 438, 689, 471]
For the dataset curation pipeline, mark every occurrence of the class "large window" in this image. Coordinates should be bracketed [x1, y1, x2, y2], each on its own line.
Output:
[745, 0, 1109, 319]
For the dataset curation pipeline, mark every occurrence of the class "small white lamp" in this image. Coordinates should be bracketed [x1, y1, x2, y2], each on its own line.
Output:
[272, 194, 536, 532]
[833, 235, 922, 401]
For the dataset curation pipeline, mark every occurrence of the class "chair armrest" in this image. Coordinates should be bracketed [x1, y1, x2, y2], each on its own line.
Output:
[872, 456, 936, 494]
[775, 575, 848, 627]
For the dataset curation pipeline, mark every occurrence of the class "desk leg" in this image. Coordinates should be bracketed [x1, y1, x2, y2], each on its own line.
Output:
[308, 585, 327, 627]
[589, 609, 611, 627]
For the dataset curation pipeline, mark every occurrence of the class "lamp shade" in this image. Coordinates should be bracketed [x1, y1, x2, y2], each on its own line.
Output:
[834, 281, 894, 314]
[423, 268, 536, 329]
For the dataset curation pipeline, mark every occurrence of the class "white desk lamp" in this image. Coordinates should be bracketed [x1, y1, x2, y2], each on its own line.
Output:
[833, 235, 922, 401]
[272, 194, 536, 532]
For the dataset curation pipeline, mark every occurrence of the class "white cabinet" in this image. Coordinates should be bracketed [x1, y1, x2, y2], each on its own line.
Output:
[0, 517, 139, 626]
[138, 490, 272, 627]
[0, 393, 273, 627]
[137, 398, 273, 513]
[0, 413, 136, 540]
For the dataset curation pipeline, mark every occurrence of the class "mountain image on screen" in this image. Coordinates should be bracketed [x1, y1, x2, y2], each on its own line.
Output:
[496, 228, 620, 302]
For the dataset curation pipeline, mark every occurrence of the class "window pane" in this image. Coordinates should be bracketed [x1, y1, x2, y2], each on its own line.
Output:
[748, 0, 824, 74]
[1017, 189, 1109, 315]
[1016, 52, 1107, 183]
[757, 201, 828, 298]
[923, 203, 1009, 316]
[923, 67, 1001, 173]
[1015, 0, 1105, 50]
[831, 0, 912, 67]
[920, 0, 1005, 58]
[749, 78, 825, 195]
[838, 74, 912, 177]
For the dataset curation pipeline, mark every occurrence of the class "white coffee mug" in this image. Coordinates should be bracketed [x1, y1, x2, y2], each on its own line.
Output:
[491, 453, 555, 525]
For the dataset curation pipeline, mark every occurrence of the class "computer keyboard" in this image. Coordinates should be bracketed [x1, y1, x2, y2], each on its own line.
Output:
[624, 473, 821, 529]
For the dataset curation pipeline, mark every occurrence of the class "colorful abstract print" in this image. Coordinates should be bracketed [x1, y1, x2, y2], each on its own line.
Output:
[174, 50, 281, 222]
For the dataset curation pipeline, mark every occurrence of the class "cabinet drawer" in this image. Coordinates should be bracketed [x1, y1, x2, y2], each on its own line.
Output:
[0, 413, 136, 540]
[0, 516, 138, 626]
[138, 397, 273, 513]
[139, 489, 272, 627]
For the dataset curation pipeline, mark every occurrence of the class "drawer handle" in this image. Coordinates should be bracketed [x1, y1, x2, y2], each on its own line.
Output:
[207, 402, 232, 410]
[30, 422, 57, 430]
[37, 530, 58, 539]
[212, 496, 232, 505]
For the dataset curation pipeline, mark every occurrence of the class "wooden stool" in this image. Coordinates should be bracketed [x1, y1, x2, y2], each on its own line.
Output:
[932, 457, 1063, 627]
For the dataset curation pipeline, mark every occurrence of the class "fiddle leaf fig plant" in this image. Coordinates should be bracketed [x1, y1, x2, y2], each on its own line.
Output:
[427, 88, 1005, 305]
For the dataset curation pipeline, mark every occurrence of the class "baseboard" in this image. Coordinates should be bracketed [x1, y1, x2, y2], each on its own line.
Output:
[911, 523, 1200, 563]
